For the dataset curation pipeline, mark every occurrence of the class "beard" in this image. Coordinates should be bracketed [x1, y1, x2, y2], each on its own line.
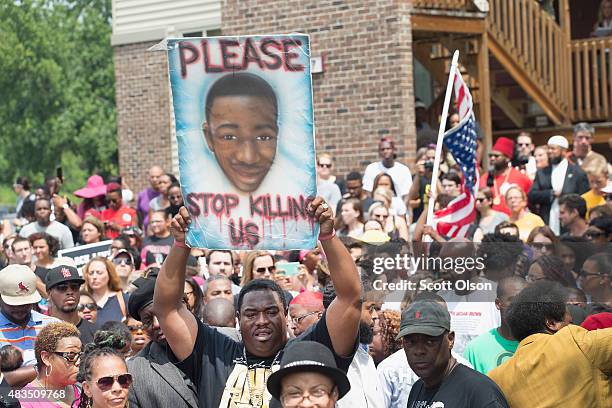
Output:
[359, 321, 374, 344]
[493, 159, 508, 172]
[550, 155, 563, 165]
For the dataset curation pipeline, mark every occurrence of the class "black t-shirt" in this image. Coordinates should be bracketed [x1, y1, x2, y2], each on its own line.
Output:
[142, 235, 174, 266]
[34, 265, 48, 282]
[407, 364, 509, 408]
[77, 318, 97, 346]
[174, 311, 356, 408]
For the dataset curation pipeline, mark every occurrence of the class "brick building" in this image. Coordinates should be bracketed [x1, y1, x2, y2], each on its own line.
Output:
[112, 0, 417, 192]
[113, 0, 612, 192]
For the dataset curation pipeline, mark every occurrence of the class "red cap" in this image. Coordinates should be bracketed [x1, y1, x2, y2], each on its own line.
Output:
[492, 137, 514, 158]
[106, 182, 122, 193]
[581, 312, 612, 330]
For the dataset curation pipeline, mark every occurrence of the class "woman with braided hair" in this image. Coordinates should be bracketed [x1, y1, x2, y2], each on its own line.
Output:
[77, 331, 132, 408]
[526, 254, 577, 288]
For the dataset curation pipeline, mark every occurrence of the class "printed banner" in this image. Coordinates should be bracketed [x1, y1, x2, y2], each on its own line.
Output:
[57, 240, 112, 271]
[166, 34, 318, 250]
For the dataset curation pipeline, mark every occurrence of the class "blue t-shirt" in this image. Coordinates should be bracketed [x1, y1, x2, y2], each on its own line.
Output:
[95, 291, 129, 327]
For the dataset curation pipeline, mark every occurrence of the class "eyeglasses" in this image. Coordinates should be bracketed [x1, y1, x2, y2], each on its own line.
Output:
[291, 311, 320, 325]
[281, 386, 335, 407]
[318, 163, 332, 168]
[255, 266, 276, 274]
[95, 374, 133, 392]
[77, 303, 98, 311]
[52, 351, 83, 364]
[127, 324, 144, 332]
[54, 283, 81, 292]
[531, 242, 554, 251]
[112, 257, 133, 266]
[578, 269, 602, 278]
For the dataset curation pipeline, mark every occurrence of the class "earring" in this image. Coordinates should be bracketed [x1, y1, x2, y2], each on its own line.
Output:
[45, 364, 53, 377]
[86, 397, 92, 408]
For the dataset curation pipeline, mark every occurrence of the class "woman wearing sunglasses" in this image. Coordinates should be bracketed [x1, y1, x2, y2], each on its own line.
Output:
[240, 251, 277, 285]
[20, 322, 82, 407]
[78, 292, 98, 325]
[78, 334, 132, 408]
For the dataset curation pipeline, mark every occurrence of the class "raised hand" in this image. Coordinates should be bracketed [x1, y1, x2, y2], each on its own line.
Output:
[307, 197, 334, 237]
[171, 206, 192, 243]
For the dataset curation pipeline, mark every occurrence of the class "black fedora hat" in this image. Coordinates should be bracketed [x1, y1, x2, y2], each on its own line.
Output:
[267, 341, 350, 401]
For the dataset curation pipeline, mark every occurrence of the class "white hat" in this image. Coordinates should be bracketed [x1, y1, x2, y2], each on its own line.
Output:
[0, 265, 42, 306]
[547, 135, 569, 149]
[602, 180, 612, 194]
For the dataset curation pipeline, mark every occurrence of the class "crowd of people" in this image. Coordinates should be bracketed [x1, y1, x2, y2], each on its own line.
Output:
[0, 119, 610, 407]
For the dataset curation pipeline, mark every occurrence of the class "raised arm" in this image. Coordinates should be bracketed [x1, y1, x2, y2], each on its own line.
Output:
[310, 197, 362, 357]
[152, 207, 198, 361]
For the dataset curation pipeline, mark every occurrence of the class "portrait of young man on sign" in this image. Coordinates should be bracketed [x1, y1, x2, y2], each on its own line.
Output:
[167, 34, 318, 250]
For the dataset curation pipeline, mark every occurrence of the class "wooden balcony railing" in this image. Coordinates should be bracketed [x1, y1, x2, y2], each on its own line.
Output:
[572, 37, 612, 122]
[412, 0, 470, 10]
[486, 0, 571, 123]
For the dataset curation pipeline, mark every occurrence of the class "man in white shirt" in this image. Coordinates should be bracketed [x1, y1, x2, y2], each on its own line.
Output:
[362, 137, 412, 200]
[316, 153, 342, 215]
[19, 198, 74, 249]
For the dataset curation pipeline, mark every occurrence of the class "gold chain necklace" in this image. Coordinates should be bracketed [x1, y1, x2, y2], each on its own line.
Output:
[243, 349, 281, 407]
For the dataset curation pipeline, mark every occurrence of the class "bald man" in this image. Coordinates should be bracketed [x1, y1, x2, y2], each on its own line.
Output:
[137, 165, 164, 229]
[203, 298, 236, 328]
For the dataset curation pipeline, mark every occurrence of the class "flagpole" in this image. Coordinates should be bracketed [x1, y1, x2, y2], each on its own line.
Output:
[425, 50, 460, 233]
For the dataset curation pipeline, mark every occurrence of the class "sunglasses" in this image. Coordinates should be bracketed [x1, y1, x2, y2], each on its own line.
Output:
[53, 351, 83, 364]
[95, 374, 133, 392]
[54, 283, 81, 292]
[255, 266, 276, 274]
[531, 242, 554, 251]
[318, 163, 332, 168]
[112, 257, 133, 266]
[77, 303, 98, 311]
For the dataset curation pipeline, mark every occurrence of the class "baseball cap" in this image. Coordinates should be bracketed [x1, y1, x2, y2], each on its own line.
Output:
[0, 265, 42, 306]
[396, 300, 451, 339]
[111, 249, 134, 264]
[45, 264, 84, 292]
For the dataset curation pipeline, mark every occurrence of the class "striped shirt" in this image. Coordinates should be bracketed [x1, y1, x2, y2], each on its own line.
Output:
[0, 310, 60, 365]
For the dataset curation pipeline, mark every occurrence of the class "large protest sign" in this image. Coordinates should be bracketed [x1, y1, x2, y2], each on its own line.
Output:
[58, 240, 112, 271]
[166, 34, 318, 250]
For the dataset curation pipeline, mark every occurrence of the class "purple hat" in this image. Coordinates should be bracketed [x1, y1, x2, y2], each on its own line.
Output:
[74, 175, 106, 198]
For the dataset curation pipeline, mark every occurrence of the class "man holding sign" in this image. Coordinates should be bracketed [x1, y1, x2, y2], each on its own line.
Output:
[153, 198, 361, 408]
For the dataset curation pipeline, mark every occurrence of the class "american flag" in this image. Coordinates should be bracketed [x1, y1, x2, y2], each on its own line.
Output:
[433, 66, 478, 238]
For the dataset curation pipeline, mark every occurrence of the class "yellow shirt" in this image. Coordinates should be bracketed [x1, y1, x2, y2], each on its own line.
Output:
[489, 325, 612, 408]
[581, 190, 605, 220]
[513, 212, 544, 242]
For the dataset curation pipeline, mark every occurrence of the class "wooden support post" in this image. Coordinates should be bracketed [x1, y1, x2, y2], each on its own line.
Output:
[477, 33, 492, 154]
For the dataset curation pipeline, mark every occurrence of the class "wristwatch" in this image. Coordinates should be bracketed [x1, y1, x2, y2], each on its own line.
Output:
[61, 203, 69, 210]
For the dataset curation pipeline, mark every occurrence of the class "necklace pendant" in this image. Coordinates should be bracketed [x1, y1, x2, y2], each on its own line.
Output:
[493, 196, 501, 206]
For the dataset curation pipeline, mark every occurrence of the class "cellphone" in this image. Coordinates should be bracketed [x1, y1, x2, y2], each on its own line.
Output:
[276, 262, 300, 277]
[56, 166, 63, 183]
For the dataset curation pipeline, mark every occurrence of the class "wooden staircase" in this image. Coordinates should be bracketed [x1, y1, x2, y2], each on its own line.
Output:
[412, 0, 612, 136]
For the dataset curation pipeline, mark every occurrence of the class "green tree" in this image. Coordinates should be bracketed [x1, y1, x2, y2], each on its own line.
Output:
[0, 0, 116, 190]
